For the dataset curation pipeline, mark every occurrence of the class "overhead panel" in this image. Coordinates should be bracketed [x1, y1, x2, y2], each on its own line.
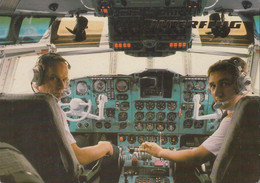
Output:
[91, 0, 209, 57]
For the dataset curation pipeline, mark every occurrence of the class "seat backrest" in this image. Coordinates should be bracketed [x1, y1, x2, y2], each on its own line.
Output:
[0, 93, 82, 183]
[210, 96, 260, 183]
[0, 142, 44, 183]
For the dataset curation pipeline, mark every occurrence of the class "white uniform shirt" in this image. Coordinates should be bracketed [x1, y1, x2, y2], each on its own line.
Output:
[202, 111, 233, 156]
[61, 108, 76, 145]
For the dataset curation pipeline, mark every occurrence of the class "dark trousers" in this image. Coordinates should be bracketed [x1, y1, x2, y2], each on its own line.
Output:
[174, 163, 200, 183]
[85, 144, 121, 183]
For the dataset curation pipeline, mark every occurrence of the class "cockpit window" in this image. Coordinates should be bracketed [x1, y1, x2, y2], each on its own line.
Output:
[18, 17, 51, 43]
[0, 16, 11, 44]
[8, 14, 256, 94]
[0, 17, 11, 39]
[253, 15, 260, 35]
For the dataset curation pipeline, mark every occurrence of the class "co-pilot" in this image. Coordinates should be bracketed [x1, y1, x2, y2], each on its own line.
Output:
[139, 57, 251, 182]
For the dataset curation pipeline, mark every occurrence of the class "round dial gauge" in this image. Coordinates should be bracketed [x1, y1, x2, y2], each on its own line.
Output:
[146, 112, 155, 121]
[135, 112, 144, 121]
[194, 120, 204, 128]
[93, 80, 106, 92]
[104, 122, 111, 129]
[146, 123, 154, 131]
[127, 135, 136, 144]
[106, 108, 115, 118]
[183, 119, 193, 128]
[116, 80, 129, 92]
[96, 122, 102, 129]
[138, 136, 147, 144]
[183, 92, 193, 102]
[61, 96, 71, 103]
[184, 80, 194, 90]
[167, 101, 177, 111]
[185, 110, 193, 118]
[167, 123, 176, 131]
[156, 112, 165, 121]
[120, 102, 129, 111]
[148, 136, 157, 142]
[156, 123, 165, 131]
[169, 136, 178, 145]
[118, 112, 128, 121]
[135, 101, 144, 110]
[160, 136, 168, 145]
[187, 103, 194, 110]
[167, 112, 176, 121]
[135, 122, 144, 131]
[156, 101, 166, 110]
[119, 122, 127, 129]
[76, 81, 88, 95]
[195, 81, 206, 90]
[146, 101, 155, 110]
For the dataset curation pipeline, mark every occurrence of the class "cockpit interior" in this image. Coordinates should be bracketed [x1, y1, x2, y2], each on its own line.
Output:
[0, 0, 259, 182]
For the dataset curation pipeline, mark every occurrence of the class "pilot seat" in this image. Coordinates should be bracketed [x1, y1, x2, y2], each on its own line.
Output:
[0, 93, 100, 183]
[210, 96, 260, 183]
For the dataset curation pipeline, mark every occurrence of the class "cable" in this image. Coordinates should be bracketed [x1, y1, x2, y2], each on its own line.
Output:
[80, 0, 95, 11]
[204, 0, 219, 9]
[31, 82, 37, 93]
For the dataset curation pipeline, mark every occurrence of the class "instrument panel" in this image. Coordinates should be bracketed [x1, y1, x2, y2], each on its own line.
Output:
[60, 69, 218, 183]
[61, 69, 217, 150]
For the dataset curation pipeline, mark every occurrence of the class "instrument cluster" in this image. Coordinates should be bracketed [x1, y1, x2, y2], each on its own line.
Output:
[61, 69, 216, 150]
[180, 77, 209, 133]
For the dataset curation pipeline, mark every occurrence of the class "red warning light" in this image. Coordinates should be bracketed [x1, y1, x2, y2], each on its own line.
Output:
[169, 43, 174, 47]
[119, 136, 124, 142]
[114, 43, 118, 48]
[118, 43, 122, 48]
[127, 43, 131, 48]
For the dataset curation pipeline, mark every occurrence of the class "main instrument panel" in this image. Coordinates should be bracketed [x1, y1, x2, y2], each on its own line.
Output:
[60, 69, 218, 183]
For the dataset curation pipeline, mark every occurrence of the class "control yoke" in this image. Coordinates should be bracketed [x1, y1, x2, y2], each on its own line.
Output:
[59, 94, 108, 122]
[192, 94, 222, 120]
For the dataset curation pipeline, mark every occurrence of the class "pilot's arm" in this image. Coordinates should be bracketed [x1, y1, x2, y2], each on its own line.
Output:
[71, 141, 113, 165]
[139, 142, 214, 164]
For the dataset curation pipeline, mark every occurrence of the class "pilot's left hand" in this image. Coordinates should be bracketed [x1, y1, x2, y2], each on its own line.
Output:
[139, 142, 163, 158]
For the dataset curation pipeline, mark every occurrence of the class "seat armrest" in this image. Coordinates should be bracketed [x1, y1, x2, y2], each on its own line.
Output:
[194, 164, 212, 183]
[79, 159, 103, 183]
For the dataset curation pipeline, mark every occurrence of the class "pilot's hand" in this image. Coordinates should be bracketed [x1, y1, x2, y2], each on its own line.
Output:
[139, 142, 162, 158]
[98, 141, 113, 156]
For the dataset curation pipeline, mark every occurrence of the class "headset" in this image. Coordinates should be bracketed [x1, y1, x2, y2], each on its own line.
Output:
[207, 58, 251, 109]
[31, 53, 71, 87]
[207, 58, 251, 95]
[31, 53, 71, 97]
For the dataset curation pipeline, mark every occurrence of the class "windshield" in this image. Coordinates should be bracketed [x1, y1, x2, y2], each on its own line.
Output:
[9, 14, 256, 94]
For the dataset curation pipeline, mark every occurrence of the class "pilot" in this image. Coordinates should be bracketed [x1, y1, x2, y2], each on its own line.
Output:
[31, 52, 120, 182]
[139, 57, 252, 182]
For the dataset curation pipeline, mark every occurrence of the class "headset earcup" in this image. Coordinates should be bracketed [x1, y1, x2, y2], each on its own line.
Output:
[31, 65, 44, 86]
[237, 72, 252, 94]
